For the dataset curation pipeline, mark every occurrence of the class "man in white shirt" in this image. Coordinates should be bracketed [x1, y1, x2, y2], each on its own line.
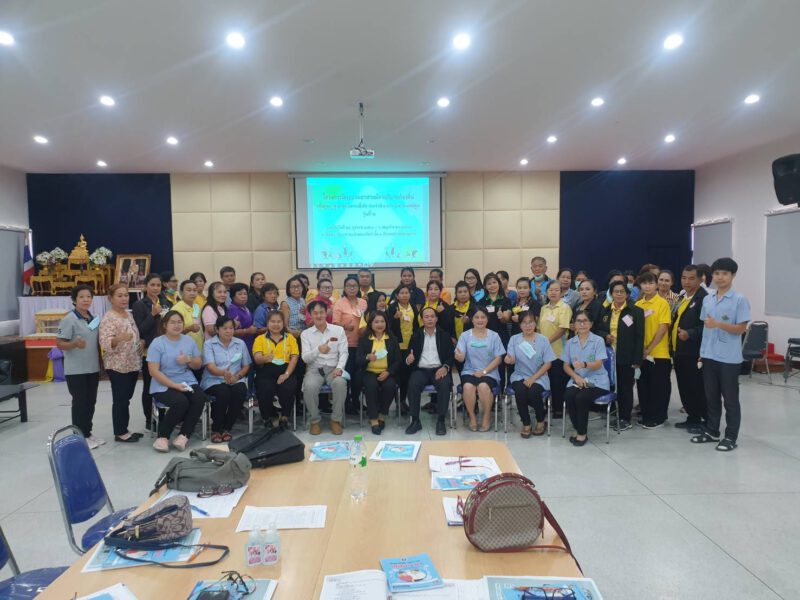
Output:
[301, 300, 349, 435]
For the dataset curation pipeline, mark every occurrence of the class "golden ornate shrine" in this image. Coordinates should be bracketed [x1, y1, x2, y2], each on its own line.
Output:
[30, 235, 114, 296]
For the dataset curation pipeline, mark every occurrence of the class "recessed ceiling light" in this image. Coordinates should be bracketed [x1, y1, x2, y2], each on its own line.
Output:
[437, 97, 450, 108]
[96, 160, 107, 168]
[452, 33, 471, 50]
[663, 33, 683, 50]
[546, 135, 558, 144]
[204, 160, 214, 168]
[0, 31, 15, 46]
[269, 96, 283, 107]
[744, 93, 760, 105]
[226, 32, 245, 49]
[617, 157, 627, 165]
[99, 95, 115, 107]
[519, 158, 529, 166]
[166, 136, 179, 145]
[664, 133, 676, 144]
[33, 135, 48, 145]
[591, 97, 605, 107]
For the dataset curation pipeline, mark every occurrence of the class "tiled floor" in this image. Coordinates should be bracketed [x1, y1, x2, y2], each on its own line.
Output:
[1, 374, 798, 599]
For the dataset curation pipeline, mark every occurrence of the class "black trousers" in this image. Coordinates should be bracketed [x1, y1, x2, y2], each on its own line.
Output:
[255, 364, 297, 421]
[398, 349, 411, 403]
[511, 381, 546, 425]
[66, 372, 100, 437]
[549, 359, 567, 412]
[407, 368, 452, 419]
[702, 359, 741, 441]
[207, 382, 248, 432]
[345, 347, 362, 406]
[152, 385, 206, 438]
[637, 358, 672, 424]
[615, 363, 636, 421]
[106, 370, 138, 435]
[673, 355, 706, 423]
[141, 356, 153, 426]
[565, 385, 609, 436]
[362, 371, 397, 420]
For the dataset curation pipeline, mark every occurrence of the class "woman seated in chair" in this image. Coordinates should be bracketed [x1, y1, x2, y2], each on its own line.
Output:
[561, 310, 610, 447]
[200, 315, 252, 443]
[253, 310, 300, 429]
[454, 307, 505, 432]
[148, 310, 208, 452]
[357, 311, 401, 435]
[505, 310, 556, 437]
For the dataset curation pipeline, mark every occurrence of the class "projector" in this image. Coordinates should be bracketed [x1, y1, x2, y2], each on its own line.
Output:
[350, 146, 375, 159]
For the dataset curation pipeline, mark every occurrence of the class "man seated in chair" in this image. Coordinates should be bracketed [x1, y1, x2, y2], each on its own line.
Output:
[300, 300, 349, 436]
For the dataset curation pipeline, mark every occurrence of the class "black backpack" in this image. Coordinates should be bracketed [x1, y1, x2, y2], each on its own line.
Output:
[228, 423, 305, 468]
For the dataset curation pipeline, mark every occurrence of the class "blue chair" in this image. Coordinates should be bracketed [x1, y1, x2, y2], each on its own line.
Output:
[46, 425, 135, 555]
[0, 525, 67, 598]
[150, 395, 211, 441]
[505, 386, 553, 435]
[453, 383, 502, 431]
[560, 347, 620, 443]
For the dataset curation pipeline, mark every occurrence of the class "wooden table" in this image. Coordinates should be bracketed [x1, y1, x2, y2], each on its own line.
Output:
[38, 440, 580, 599]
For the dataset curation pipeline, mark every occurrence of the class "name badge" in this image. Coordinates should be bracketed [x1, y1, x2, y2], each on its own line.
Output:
[521, 305, 529, 311]
[519, 341, 536, 359]
[622, 315, 633, 327]
[403, 313, 412, 321]
[88, 316, 100, 330]
[375, 348, 388, 359]
[192, 304, 201, 319]
[486, 305, 496, 313]
[546, 314, 556, 323]
[644, 309, 654, 318]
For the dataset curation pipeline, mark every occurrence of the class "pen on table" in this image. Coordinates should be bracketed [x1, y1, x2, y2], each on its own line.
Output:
[190, 504, 209, 516]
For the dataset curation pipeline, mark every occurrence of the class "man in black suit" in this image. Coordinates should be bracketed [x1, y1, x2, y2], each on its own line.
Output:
[671, 265, 708, 434]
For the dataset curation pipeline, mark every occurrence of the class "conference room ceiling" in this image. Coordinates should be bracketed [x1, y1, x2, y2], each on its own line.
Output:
[1, 0, 800, 174]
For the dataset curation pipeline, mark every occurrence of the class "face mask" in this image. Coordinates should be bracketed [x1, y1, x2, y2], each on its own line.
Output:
[606, 290, 613, 304]
[532, 274, 544, 282]
[626, 283, 633, 291]
[166, 288, 175, 295]
[272, 358, 286, 366]
[575, 281, 582, 290]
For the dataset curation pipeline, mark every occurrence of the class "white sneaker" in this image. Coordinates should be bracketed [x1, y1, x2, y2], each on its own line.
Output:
[89, 435, 107, 446]
[87, 437, 99, 450]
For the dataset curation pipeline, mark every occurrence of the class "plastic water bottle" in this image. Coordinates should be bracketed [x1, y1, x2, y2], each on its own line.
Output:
[262, 520, 281, 566]
[245, 528, 263, 567]
[349, 434, 368, 502]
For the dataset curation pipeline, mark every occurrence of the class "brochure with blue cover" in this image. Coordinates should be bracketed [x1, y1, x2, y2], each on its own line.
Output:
[370, 440, 421, 461]
[435, 473, 488, 491]
[379, 552, 444, 593]
[485, 575, 602, 600]
[309, 441, 352, 461]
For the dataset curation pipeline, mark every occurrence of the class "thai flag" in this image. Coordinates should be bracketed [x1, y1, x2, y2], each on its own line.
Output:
[22, 237, 34, 295]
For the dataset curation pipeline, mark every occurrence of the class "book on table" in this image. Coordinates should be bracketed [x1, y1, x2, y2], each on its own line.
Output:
[369, 440, 422, 461]
[379, 552, 444, 593]
[434, 473, 488, 491]
[309, 441, 353, 461]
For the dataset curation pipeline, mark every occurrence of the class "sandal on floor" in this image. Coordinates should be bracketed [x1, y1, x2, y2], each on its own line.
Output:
[210, 432, 224, 444]
[479, 424, 492, 433]
[533, 422, 547, 436]
[716, 438, 737, 451]
[690, 432, 719, 444]
[520, 426, 532, 439]
[221, 432, 233, 442]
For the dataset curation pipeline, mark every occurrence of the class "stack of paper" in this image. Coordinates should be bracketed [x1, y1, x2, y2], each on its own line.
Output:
[161, 485, 248, 519]
[235, 505, 327, 531]
[441, 497, 463, 526]
[309, 441, 352, 461]
[369, 440, 421, 461]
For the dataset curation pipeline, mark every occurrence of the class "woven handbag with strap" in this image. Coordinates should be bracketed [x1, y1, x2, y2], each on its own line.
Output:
[460, 473, 579, 568]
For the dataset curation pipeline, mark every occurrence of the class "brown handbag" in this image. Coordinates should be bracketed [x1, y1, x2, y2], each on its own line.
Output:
[460, 473, 579, 568]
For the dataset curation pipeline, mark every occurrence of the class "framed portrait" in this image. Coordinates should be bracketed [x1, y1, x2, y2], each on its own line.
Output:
[114, 254, 151, 291]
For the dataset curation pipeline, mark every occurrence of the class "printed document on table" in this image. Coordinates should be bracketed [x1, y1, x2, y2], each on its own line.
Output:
[235, 505, 327, 532]
[428, 455, 501, 475]
[442, 497, 464, 525]
[401, 579, 486, 600]
[78, 583, 139, 600]
[319, 569, 390, 600]
[161, 485, 248, 518]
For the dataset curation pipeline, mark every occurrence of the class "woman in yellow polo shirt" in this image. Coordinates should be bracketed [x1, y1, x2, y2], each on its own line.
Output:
[387, 284, 419, 406]
[634, 272, 672, 429]
[190, 272, 207, 308]
[450, 281, 475, 346]
[538, 280, 573, 413]
[356, 312, 401, 434]
[253, 311, 300, 428]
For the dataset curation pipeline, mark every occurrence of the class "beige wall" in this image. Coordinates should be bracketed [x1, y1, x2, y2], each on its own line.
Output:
[171, 171, 559, 290]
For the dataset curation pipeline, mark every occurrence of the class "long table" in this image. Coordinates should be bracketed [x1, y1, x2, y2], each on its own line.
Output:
[38, 440, 581, 599]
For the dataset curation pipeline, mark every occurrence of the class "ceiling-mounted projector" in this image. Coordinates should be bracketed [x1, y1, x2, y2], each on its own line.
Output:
[350, 102, 375, 159]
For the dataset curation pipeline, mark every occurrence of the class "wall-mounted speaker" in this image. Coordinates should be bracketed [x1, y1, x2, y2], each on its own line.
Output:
[773, 153, 800, 206]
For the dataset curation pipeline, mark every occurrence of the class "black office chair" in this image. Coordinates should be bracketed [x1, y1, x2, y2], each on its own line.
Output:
[742, 321, 772, 384]
[784, 338, 800, 382]
[0, 359, 11, 385]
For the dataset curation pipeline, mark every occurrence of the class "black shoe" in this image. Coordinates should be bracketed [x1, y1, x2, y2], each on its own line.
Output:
[371, 424, 382, 435]
[642, 421, 664, 430]
[614, 419, 632, 432]
[114, 434, 140, 443]
[570, 436, 588, 447]
[379, 420, 386, 431]
[405, 419, 422, 435]
[435, 418, 447, 436]
[674, 420, 698, 429]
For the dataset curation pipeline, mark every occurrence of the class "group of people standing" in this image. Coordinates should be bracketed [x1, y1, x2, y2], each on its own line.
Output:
[56, 255, 750, 453]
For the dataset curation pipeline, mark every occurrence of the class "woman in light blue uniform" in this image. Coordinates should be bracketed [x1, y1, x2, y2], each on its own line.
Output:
[455, 307, 505, 432]
[201, 315, 252, 443]
[505, 310, 556, 437]
[561, 309, 610, 447]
